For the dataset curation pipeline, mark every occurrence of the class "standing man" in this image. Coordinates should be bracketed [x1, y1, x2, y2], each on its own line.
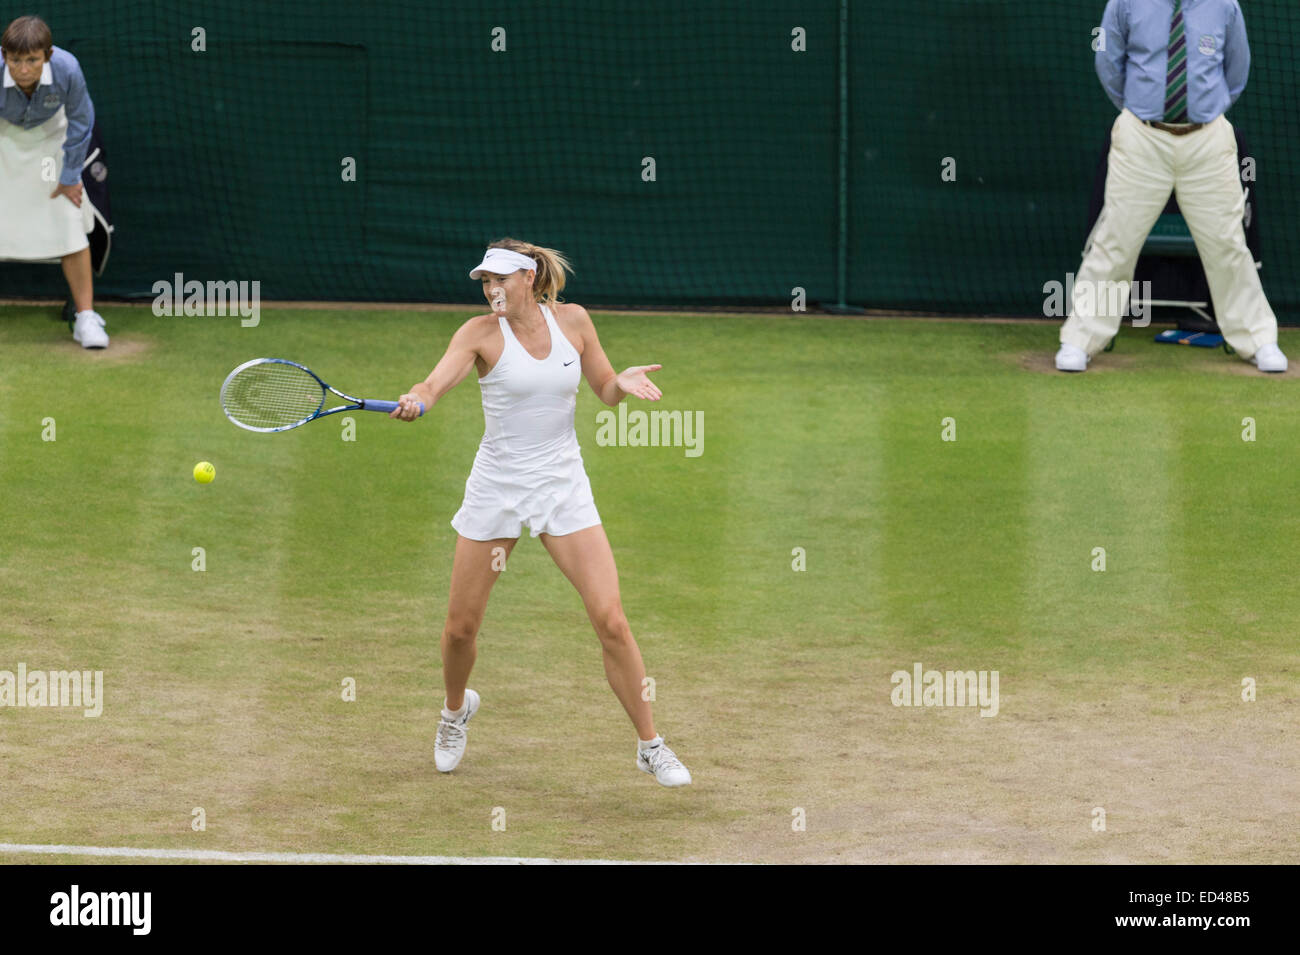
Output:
[0, 15, 108, 348]
[1056, 0, 1284, 373]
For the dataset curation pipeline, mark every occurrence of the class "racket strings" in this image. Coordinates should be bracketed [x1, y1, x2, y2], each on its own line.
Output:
[222, 362, 325, 429]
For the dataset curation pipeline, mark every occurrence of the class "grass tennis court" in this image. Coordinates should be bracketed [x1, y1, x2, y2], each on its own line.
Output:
[1, 304, 1296, 863]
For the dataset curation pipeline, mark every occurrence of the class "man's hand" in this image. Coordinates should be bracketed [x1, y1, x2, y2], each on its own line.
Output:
[51, 182, 83, 207]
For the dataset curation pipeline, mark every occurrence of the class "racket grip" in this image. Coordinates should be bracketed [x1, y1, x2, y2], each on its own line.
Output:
[364, 400, 425, 416]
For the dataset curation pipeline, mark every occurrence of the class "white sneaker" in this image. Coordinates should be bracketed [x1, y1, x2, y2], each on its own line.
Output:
[1055, 343, 1089, 372]
[636, 737, 692, 787]
[435, 689, 480, 772]
[1250, 342, 1287, 373]
[72, 310, 109, 349]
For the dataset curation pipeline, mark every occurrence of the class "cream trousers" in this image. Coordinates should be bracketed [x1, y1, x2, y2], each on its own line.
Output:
[1060, 108, 1276, 359]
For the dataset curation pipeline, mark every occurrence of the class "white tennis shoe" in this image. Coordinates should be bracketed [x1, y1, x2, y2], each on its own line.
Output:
[72, 310, 109, 349]
[1055, 343, 1089, 372]
[637, 737, 692, 787]
[435, 688, 480, 772]
[1250, 342, 1287, 373]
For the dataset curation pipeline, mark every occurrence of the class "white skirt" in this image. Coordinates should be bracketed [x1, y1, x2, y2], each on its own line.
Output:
[0, 106, 93, 261]
[451, 449, 602, 541]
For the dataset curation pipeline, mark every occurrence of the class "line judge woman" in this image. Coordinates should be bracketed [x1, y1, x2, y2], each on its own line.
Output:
[0, 16, 107, 348]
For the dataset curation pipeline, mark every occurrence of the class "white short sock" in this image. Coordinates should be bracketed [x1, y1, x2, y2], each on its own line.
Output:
[75, 310, 96, 321]
[638, 735, 663, 752]
[443, 699, 468, 719]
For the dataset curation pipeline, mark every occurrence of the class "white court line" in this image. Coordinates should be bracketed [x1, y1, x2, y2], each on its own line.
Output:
[0, 843, 682, 865]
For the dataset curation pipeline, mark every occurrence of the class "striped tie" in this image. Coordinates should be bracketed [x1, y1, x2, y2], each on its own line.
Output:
[1164, 0, 1190, 122]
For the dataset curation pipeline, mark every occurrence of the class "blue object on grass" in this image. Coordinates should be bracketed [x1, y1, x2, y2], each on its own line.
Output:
[1155, 329, 1224, 348]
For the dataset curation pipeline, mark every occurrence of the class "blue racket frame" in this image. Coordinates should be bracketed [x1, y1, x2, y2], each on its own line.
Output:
[220, 357, 423, 433]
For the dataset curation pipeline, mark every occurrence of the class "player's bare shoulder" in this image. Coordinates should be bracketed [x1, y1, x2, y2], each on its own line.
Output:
[553, 302, 595, 351]
[457, 311, 504, 346]
[463, 311, 503, 331]
[455, 311, 508, 374]
[553, 301, 594, 327]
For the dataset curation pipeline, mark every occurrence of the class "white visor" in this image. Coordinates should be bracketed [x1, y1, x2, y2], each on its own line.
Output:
[469, 248, 538, 279]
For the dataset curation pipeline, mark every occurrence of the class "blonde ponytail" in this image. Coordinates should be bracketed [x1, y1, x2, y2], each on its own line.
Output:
[487, 237, 572, 305]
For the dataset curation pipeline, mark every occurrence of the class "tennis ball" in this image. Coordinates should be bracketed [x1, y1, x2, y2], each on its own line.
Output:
[193, 461, 215, 484]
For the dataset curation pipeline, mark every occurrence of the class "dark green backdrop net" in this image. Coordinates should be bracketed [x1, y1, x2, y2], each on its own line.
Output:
[2, 1, 1297, 321]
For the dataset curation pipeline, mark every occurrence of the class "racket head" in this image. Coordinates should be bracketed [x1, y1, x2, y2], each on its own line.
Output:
[220, 358, 328, 432]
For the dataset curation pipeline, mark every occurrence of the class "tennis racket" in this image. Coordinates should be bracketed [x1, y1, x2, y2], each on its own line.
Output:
[220, 358, 424, 433]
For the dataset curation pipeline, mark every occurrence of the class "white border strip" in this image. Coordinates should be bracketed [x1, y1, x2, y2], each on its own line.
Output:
[0, 843, 680, 865]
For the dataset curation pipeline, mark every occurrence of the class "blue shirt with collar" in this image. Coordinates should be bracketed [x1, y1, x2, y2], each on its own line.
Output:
[1096, 0, 1249, 123]
[0, 45, 95, 186]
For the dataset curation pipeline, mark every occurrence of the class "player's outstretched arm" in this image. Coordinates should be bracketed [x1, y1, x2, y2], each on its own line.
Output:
[391, 319, 482, 420]
[571, 304, 662, 406]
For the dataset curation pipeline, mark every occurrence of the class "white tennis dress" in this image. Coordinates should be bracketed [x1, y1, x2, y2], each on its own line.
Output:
[451, 304, 601, 541]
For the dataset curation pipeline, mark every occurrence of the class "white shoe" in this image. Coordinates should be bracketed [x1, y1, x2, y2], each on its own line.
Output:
[636, 737, 692, 787]
[1055, 343, 1089, 372]
[435, 689, 480, 772]
[72, 310, 109, 349]
[1250, 342, 1287, 373]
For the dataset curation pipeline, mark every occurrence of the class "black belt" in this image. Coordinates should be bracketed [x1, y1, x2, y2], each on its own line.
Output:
[1144, 119, 1205, 136]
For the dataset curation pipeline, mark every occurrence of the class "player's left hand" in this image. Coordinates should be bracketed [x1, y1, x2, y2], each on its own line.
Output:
[617, 364, 662, 401]
[50, 182, 83, 207]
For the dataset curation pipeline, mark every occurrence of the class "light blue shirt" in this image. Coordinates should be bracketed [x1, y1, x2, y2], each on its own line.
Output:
[1096, 0, 1249, 123]
[0, 46, 95, 186]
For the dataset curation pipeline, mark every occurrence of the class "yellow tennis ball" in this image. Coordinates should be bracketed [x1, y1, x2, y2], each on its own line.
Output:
[193, 461, 215, 484]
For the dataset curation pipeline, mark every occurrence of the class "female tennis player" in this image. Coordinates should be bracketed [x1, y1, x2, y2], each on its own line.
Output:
[0, 16, 106, 347]
[390, 239, 691, 787]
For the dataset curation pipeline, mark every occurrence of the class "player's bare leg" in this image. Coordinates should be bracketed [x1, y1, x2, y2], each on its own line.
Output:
[539, 525, 653, 737]
[541, 524, 691, 785]
[442, 534, 515, 710]
[435, 534, 515, 772]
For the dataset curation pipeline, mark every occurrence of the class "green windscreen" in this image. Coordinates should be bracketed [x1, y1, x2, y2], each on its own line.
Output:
[2, 1, 1296, 322]
[848, 1, 1300, 319]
